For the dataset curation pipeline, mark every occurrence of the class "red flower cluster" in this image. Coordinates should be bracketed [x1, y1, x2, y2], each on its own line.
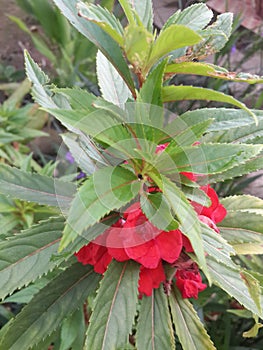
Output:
[75, 180, 227, 299]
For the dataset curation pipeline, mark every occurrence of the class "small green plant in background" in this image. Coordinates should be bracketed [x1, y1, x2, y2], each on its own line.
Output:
[10, 0, 100, 88]
[0, 1, 263, 349]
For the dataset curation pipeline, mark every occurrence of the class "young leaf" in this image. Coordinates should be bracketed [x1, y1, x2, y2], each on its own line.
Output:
[0, 263, 100, 350]
[77, 2, 123, 45]
[0, 164, 76, 209]
[61, 166, 140, 250]
[162, 86, 257, 123]
[85, 260, 139, 350]
[52, 0, 135, 96]
[206, 256, 262, 317]
[145, 25, 202, 72]
[136, 288, 175, 350]
[169, 286, 216, 350]
[124, 24, 153, 70]
[140, 192, 179, 231]
[155, 144, 263, 175]
[149, 173, 209, 281]
[96, 50, 132, 106]
[128, 0, 153, 32]
[0, 217, 64, 300]
[139, 59, 167, 106]
[162, 3, 213, 31]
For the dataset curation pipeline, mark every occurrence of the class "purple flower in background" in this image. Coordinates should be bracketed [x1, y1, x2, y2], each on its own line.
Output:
[65, 151, 75, 164]
[65, 151, 86, 180]
[76, 171, 86, 180]
[231, 45, 237, 54]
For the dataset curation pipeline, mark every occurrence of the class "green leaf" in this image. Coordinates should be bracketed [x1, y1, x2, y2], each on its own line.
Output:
[162, 3, 213, 31]
[155, 143, 263, 175]
[85, 260, 139, 350]
[46, 108, 136, 158]
[77, 2, 123, 45]
[241, 270, 262, 314]
[59, 308, 85, 350]
[25, 51, 66, 110]
[0, 263, 100, 350]
[169, 286, 216, 350]
[52, 0, 135, 95]
[221, 195, 263, 215]
[202, 152, 263, 184]
[162, 86, 257, 123]
[149, 173, 209, 281]
[206, 256, 262, 317]
[0, 164, 76, 209]
[2, 277, 49, 304]
[61, 166, 140, 250]
[165, 62, 263, 84]
[128, 0, 153, 32]
[202, 13, 233, 52]
[139, 59, 167, 106]
[145, 25, 202, 72]
[180, 108, 263, 132]
[0, 217, 64, 300]
[119, 0, 137, 26]
[124, 24, 153, 70]
[218, 198, 263, 254]
[96, 50, 132, 106]
[163, 119, 213, 146]
[203, 115, 263, 144]
[136, 288, 175, 350]
[53, 87, 96, 110]
[201, 223, 236, 268]
[140, 192, 179, 231]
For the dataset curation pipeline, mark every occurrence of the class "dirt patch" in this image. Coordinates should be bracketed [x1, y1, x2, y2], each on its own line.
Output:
[0, 0, 44, 72]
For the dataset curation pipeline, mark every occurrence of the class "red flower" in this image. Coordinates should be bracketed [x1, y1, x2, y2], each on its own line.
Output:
[138, 262, 166, 296]
[192, 185, 227, 224]
[107, 203, 183, 269]
[75, 242, 112, 274]
[175, 269, 207, 299]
